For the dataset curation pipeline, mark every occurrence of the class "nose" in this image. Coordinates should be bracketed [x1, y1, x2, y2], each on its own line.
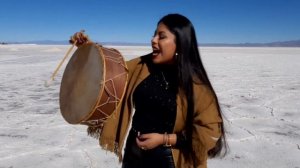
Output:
[151, 35, 158, 45]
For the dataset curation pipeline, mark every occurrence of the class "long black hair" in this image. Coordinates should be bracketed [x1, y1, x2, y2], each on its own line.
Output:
[158, 14, 227, 159]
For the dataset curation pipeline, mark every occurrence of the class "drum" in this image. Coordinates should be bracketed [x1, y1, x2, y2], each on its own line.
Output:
[59, 43, 128, 127]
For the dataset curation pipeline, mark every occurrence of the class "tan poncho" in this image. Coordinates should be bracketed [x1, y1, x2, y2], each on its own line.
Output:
[98, 55, 222, 168]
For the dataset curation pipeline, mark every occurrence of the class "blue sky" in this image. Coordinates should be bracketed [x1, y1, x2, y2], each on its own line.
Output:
[0, 0, 299, 43]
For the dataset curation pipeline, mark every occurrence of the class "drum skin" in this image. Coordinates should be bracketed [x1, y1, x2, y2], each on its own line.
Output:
[59, 43, 128, 126]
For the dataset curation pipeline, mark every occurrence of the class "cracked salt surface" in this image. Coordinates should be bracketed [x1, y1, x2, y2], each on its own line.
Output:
[0, 45, 299, 168]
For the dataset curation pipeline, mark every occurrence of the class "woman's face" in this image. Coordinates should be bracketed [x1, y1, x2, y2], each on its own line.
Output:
[151, 23, 176, 64]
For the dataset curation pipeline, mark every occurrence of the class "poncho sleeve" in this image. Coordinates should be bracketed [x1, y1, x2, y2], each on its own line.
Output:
[192, 84, 222, 167]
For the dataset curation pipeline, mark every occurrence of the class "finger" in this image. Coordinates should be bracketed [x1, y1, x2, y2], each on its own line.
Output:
[136, 137, 146, 147]
[139, 133, 151, 140]
[138, 134, 145, 140]
[136, 138, 149, 150]
[136, 137, 142, 148]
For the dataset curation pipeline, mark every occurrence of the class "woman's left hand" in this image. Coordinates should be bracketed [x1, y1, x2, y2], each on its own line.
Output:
[136, 133, 163, 150]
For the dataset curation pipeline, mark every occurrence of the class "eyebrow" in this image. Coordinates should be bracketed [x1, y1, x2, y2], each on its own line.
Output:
[154, 30, 166, 35]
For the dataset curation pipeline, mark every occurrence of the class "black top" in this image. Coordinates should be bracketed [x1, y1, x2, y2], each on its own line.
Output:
[132, 64, 178, 134]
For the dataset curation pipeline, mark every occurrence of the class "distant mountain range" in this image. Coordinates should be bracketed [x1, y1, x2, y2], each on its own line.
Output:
[201, 39, 300, 47]
[2, 39, 300, 47]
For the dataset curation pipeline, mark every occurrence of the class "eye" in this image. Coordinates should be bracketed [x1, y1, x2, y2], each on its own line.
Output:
[159, 35, 166, 40]
[158, 32, 167, 40]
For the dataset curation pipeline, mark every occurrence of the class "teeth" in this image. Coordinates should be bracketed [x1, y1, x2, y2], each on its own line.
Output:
[152, 50, 160, 56]
[152, 47, 160, 56]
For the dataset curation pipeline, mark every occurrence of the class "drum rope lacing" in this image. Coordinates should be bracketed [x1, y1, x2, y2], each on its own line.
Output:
[83, 46, 128, 128]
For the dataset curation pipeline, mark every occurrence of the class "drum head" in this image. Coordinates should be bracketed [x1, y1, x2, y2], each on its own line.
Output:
[60, 43, 104, 124]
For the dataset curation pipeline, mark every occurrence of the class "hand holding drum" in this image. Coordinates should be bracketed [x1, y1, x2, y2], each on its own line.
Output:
[69, 30, 91, 47]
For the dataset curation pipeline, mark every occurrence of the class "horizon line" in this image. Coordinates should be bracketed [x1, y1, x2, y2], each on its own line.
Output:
[1, 39, 300, 47]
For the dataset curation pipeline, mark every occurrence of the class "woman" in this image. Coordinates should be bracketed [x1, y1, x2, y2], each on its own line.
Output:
[86, 13, 227, 168]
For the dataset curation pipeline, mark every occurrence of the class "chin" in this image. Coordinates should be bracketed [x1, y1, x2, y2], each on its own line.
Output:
[152, 59, 161, 64]
[151, 55, 161, 64]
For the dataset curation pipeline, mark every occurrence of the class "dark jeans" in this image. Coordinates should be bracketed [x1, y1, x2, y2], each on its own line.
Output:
[122, 129, 175, 168]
